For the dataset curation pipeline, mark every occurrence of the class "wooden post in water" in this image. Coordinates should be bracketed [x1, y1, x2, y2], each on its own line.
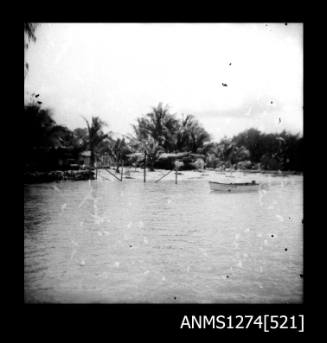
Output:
[175, 165, 178, 184]
[121, 160, 124, 181]
[95, 161, 98, 180]
[144, 151, 147, 183]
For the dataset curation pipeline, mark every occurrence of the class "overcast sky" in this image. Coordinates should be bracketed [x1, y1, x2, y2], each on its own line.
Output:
[24, 23, 303, 141]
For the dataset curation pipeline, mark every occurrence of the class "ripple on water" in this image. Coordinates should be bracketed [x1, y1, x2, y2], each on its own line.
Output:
[24, 175, 303, 303]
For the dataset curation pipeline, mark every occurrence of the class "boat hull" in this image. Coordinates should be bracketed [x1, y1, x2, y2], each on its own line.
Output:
[209, 181, 260, 192]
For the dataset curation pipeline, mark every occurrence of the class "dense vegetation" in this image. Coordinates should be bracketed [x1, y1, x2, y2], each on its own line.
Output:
[24, 101, 303, 172]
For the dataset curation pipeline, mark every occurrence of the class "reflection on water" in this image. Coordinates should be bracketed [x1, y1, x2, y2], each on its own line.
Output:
[24, 173, 303, 303]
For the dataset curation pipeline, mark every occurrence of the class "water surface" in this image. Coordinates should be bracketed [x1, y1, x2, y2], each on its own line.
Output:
[24, 171, 303, 303]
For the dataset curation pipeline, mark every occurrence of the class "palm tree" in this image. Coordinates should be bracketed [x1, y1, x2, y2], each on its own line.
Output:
[189, 126, 211, 153]
[133, 103, 179, 152]
[142, 138, 164, 171]
[82, 116, 109, 168]
[176, 114, 193, 151]
[108, 138, 131, 173]
[128, 135, 164, 171]
[176, 114, 210, 153]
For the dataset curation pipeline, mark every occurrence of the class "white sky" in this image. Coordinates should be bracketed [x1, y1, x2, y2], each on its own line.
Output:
[24, 23, 303, 141]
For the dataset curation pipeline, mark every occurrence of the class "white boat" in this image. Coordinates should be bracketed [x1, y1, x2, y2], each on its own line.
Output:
[209, 180, 260, 192]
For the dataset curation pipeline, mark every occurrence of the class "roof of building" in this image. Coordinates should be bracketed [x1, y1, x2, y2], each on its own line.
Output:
[158, 152, 205, 160]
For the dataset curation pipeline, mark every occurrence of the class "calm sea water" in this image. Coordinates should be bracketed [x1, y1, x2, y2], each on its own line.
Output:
[24, 171, 303, 303]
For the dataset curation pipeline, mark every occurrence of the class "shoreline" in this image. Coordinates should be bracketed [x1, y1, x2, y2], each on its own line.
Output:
[24, 169, 95, 184]
[24, 168, 302, 184]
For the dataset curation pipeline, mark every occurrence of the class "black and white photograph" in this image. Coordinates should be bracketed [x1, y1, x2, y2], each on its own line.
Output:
[24, 23, 303, 304]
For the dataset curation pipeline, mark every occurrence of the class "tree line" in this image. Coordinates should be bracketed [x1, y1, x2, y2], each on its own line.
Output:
[24, 100, 303, 172]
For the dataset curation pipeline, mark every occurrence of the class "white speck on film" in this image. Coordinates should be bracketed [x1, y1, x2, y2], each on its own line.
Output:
[275, 214, 284, 222]
[70, 249, 77, 261]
